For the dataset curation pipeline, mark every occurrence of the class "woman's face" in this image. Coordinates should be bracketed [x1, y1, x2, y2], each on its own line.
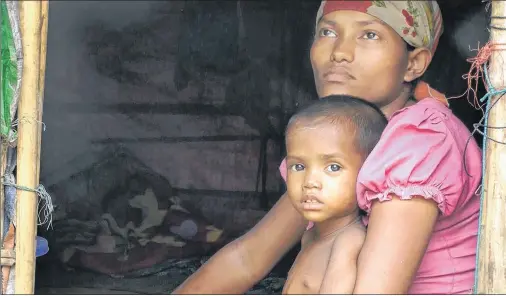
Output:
[310, 10, 418, 108]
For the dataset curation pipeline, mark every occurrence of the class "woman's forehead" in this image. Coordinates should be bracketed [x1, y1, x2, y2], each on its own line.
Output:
[318, 10, 389, 29]
[315, 0, 443, 54]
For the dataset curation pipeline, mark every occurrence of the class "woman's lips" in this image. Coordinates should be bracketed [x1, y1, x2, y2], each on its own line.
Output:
[323, 67, 355, 83]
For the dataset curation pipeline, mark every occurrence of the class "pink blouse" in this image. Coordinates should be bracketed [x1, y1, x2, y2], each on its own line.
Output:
[279, 98, 482, 294]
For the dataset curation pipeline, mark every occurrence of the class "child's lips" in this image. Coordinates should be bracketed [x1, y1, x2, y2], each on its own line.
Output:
[301, 196, 324, 210]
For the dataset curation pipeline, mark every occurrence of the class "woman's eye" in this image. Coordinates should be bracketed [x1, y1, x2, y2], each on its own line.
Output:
[319, 28, 337, 37]
[363, 31, 379, 40]
[326, 164, 341, 172]
[291, 164, 305, 171]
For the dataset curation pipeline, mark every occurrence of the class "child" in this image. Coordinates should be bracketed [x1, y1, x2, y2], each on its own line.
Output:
[282, 95, 388, 294]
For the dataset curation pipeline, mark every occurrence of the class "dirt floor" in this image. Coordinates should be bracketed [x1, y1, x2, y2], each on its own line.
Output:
[35, 256, 287, 294]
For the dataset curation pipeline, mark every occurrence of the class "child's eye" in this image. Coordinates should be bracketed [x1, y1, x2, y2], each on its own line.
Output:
[290, 164, 305, 171]
[362, 31, 379, 40]
[326, 164, 341, 172]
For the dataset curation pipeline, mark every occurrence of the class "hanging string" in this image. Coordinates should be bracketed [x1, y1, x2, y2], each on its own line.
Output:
[447, 42, 506, 110]
[459, 12, 506, 292]
[463, 24, 506, 293]
[472, 63, 506, 293]
[1, 175, 54, 230]
[6, 114, 46, 143]
[10, 116, 46, 131]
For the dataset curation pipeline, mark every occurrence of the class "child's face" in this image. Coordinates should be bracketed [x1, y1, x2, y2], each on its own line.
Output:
[285, 120, 364, 223]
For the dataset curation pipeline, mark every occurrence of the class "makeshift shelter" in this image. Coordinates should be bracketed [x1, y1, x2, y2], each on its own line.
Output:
[1, 0, 506, 294]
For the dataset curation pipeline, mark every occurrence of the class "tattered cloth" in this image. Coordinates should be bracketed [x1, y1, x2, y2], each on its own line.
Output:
[54, 188, 229, 276]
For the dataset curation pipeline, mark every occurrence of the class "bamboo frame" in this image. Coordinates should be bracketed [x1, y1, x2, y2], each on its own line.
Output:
[36, 0, 48, 182]
[14, 1, 47, 294]
[476, 1, 506, 293]
[0, 144, 5, 291]
[0, 1, 4, 287]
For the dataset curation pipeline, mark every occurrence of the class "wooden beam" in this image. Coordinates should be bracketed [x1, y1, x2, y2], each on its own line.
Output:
[15, 1, 46, 294]
[476, 1, 506, 293]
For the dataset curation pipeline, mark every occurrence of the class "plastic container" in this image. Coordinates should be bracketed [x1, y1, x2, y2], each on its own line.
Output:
[35, 236, 48, 257]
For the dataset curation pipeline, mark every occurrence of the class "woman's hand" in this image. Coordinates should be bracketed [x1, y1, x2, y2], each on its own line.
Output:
[353, 196, 439, 294]
[172, 193, 307, 294]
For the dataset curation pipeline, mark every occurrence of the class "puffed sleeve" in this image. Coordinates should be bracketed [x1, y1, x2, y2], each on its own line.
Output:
[356, 105, 478, 217]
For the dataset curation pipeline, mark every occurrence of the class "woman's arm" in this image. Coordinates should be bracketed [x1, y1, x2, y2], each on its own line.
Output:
[353, 196, 439, 294]
[173, 193, 307, 294]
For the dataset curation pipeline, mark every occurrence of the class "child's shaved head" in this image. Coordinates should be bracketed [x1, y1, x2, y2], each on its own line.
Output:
[286, 95, 388, 156]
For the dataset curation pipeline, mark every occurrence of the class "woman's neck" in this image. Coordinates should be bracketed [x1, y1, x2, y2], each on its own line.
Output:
[379, 87, 415, 118]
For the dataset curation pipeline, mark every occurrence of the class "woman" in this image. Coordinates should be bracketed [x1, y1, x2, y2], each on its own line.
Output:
[173, 1, 481, 294]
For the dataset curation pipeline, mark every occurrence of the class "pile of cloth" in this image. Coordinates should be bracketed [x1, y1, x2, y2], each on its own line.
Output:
[51, 187, 228, 276]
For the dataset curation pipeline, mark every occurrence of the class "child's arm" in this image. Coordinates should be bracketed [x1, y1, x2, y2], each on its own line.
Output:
[318, 226, 365, 294]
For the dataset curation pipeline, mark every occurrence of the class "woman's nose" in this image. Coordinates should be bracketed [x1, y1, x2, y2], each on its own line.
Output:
[330, 38, 355, 63]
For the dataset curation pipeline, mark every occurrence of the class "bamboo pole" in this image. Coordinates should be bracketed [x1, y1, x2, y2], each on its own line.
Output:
[14, 1, 43, 294]
[36, 0, 48, 181]
[0, 1, 4, 283]
[0, 144, 5, 292]
[476, 1, 506, 293]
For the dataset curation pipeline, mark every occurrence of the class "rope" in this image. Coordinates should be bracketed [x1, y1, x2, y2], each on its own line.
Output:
[473, 64, 506, 293]
[463, 39, 506, 292]
[10, 116, 46, 131]
[455, 12, 506, 292]
[447, 42, 506, 110]
[7, 116, 46, 143]
[1, 175, 54, 230]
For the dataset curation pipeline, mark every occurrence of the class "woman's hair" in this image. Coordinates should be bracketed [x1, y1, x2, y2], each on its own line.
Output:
[286, 95, 388, 156]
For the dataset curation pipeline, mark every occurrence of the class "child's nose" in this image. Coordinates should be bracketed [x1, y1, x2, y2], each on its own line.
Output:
[303, 174, 322, 189]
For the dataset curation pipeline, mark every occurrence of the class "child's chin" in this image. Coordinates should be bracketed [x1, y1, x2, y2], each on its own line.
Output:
[303, 212, 327, 223]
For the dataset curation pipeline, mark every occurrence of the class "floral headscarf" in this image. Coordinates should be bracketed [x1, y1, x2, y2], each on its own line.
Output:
[316, 0, 448, 106]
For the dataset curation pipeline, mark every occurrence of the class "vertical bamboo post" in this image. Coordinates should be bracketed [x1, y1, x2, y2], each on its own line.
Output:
[14, 1, 43, 294]
[0, 144, 5, 291]
[36, 0, 48, 181]
[476, 1, 506, 293]
[0, 0, 4, 276]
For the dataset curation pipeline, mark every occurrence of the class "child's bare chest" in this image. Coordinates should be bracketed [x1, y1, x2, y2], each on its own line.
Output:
[282, 239, 334, 294]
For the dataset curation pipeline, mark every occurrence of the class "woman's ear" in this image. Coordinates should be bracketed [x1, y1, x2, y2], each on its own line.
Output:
[404, 47, 432, 83]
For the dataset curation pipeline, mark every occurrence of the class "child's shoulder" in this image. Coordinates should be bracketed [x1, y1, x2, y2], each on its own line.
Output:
[332, 223, 366, 253]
